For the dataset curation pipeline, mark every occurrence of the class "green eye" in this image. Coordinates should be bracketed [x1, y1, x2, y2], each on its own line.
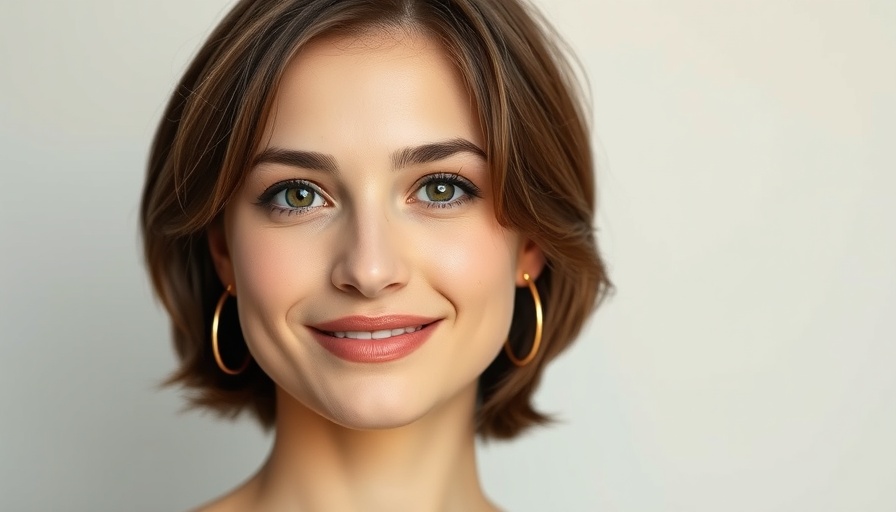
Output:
[412, 173, 482, 209]
[285, 186, 316, 207]
[260, 180, 327, 213]
[424, 182, 456, 202]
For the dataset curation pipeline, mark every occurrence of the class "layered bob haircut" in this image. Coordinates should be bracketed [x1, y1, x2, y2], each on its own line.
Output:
[141, 0, 611, 440]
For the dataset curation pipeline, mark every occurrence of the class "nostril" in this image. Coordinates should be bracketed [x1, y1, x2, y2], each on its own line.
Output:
[330, 239, 410, 298]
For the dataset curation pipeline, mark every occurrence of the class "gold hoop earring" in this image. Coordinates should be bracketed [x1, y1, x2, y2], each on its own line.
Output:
[211, 284, 251, 375]
[504, 273, 543, 367]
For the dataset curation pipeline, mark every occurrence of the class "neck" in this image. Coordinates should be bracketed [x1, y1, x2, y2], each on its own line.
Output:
[241, 383, 496, 512]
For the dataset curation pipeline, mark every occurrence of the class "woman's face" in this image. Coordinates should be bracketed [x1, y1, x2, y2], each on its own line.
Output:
[209, 28, 543, 429]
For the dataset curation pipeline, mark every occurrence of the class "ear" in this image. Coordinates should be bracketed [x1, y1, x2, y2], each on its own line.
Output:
[515, 238, 546, 286]
[207, 220, 236, 290]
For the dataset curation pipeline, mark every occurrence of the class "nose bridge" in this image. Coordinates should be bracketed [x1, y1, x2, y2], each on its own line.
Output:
[332, 198, 408, 297]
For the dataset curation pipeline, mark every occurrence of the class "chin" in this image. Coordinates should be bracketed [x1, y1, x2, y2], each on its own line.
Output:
[282, 369, 476, 432]
[314, 386, 433, 431]
[330, 409, 425, 432]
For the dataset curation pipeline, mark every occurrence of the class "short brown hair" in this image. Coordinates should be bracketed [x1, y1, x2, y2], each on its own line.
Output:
[141, 0, 611, 440]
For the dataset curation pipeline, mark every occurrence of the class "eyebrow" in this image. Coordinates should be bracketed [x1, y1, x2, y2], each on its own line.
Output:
[252, 148, 339, 174]
[391, 138, 486, 169]
[252, 137, 486, 173]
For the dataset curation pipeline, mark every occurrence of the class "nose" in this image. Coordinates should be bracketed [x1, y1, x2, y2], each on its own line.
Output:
[330, 207, 410, 298]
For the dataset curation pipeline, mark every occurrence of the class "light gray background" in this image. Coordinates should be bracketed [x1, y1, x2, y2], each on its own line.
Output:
[1, 1, 894, 511]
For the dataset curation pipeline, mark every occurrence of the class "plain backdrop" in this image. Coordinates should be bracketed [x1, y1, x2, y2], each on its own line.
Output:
[1, 1, 894, 511]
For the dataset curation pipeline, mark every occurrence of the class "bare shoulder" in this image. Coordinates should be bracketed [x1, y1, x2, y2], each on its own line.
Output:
[189, 495, 246, 512]
[188, 494, 242, 512]
[187, 479, 259, 512]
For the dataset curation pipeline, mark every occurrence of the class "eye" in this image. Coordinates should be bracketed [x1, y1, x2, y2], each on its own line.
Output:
[412, 173, 482, 208]
[257, 180, 328, 215]
[420, 181, 461, 202]
[279, 185, 320, 208]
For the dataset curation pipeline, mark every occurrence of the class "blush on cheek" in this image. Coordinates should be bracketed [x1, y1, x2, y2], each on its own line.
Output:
[415, 217, 519, 366]
[228, 217, 328, 329]
[419, 219, 518, 289]
[417, 219, 518, 394]
[233, 232, 292, 301]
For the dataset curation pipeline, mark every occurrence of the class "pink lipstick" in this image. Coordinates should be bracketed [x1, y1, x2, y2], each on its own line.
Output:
[309, 315, 440, 363]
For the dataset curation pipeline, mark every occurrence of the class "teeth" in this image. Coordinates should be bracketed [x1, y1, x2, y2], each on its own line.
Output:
[329, 325, 423, 340]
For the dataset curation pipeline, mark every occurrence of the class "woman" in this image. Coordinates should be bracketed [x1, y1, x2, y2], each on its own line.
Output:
[141, 0, 611, 510]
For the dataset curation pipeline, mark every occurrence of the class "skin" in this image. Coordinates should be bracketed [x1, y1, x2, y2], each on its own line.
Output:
[205, 27, 544, 512]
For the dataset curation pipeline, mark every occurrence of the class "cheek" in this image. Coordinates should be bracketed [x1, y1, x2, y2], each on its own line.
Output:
[415, 214, 519, 344]
[226, 212, 328, 342]
[419, 215, 518, 291]
[233, 231, 297, 302]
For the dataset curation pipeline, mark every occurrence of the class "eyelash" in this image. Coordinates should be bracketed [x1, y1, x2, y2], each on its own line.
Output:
[256, 179, 328, 217]
[412, 173, 483, 209]
[255, 173, 483, 216]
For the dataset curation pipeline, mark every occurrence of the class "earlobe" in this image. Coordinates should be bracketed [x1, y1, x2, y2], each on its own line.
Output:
[207, 221, 236, 288]
[516, 238, 546, 286]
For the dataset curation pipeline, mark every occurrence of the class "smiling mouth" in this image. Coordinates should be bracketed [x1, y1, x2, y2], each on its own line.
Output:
[324, 325, 425, 340]
[310, 318, 440, 363]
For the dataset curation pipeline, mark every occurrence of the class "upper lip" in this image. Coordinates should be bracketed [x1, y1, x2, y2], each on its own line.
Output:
[311, 315, 440, 333]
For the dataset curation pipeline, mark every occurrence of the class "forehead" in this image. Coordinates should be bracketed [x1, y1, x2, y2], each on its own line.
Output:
[260, 28, 483, 155]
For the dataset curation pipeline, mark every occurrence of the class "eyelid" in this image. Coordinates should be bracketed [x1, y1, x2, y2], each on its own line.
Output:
[255, 179, 330, 215]
[410, 172, 482, 199]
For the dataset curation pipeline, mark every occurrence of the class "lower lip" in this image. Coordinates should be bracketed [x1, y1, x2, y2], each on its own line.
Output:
[310, 321, 440, 363]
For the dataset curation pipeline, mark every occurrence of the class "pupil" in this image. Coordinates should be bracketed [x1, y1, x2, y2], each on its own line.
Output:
[427, 182, 454, 201]
[286, 187, 313, 207]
